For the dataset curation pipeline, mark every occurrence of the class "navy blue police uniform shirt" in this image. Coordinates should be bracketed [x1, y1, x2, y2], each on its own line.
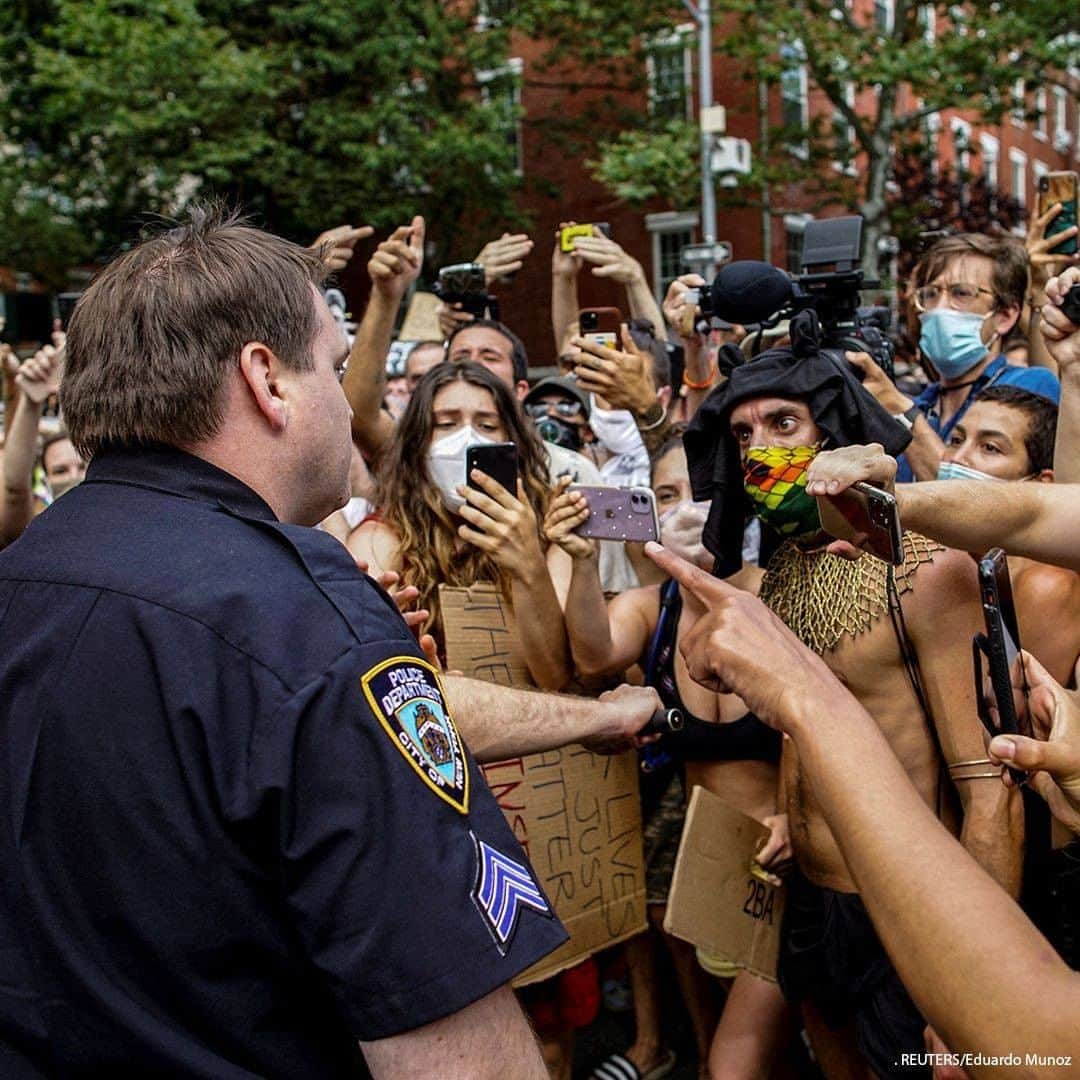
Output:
[0, 445, 566, 1078]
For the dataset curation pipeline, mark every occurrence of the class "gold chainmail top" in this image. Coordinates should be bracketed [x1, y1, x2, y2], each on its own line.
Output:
[759, 532, 943, 655]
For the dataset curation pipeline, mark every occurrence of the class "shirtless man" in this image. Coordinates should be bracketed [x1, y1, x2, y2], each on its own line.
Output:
[683, 330, 1023, 1078]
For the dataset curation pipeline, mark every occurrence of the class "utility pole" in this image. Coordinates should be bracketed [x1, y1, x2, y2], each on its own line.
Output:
[682, 0, 717, 267]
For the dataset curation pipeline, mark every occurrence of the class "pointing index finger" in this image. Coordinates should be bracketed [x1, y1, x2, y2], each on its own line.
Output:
[644, 542, 733, 608]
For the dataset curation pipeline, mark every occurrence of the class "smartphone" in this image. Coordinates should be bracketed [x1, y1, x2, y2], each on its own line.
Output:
[437, 263, 487, 296]
[976, 549, 1026, 739]
[466, 442, 518, 496]
[559, 222, 611, 253]
[816, 482, 904, 565]
[579, 307, 622, 350]
[569, 485, 659, 542]
[1038, 171, 1079, 256]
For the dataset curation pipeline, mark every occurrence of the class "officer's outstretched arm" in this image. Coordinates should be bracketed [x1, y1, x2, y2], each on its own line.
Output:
[444, 676, 661, 761]
[360, 985, 546, 1079]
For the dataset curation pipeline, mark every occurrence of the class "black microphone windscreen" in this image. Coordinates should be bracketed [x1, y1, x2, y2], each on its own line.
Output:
[709, 261, 793, 325]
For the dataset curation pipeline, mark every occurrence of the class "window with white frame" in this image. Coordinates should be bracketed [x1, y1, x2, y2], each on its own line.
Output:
[1036, 88, 1049, 139]
[780, 41, 809, 155]
[919, 4, 935, 43]
[921, 111, 941, 179]
[1054, 87, 1071, 152]
[951, 118, 971, 176]
[874, 0, 894, 32]
[477, 58, 524, 174]
[784, 214, 813, 273]
[1009, 148, 1028, 207]
[647, 28, 692, 121]
[476, 0, 513, 29]
[833, 83, 857, 172]
[980, 133, 999, 191]
[646, 211, 699, 303]
[1011, 77, 1026, 126]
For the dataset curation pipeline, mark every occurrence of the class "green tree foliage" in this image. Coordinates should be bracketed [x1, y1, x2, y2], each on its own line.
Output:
[590, 1, 1076, 274]
[0, 0, 530, 278]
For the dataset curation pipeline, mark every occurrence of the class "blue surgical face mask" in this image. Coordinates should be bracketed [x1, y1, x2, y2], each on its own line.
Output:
[919, 308, 994, 380]
[936, 460, 1002, 483]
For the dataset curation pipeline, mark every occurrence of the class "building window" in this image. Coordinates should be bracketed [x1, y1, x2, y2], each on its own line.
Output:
[874, 0, 894, 32]
[646, 211, 700, 303]
[919, 4, 936, 42]
[1011, 78, 1026, 126]
[1009, 148, 1028, 208]
[784, 214, 813, 274]
[477, 58, 524, 174]
[476, 0, 513, 28]
[1036, 88, 1049, 140]
[921, 111, 941, 179]
[1054, 87, 1072, 152]
[647, 30, 692, 121]
[833, 83, 856, 172]
[980, 133, 999, 191]
[780, 41, 809, 156]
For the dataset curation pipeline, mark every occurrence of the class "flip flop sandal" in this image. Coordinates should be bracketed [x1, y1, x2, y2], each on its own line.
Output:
[590, 1048, 677, 1080]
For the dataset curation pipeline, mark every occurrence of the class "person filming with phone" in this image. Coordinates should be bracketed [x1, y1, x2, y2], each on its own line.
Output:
[349, 361, 573, 691]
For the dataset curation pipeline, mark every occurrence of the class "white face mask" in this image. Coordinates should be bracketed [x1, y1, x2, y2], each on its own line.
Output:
[659, 500, 712, 570]
[588, 396, 646, 458]
[426, 424, 496, 512]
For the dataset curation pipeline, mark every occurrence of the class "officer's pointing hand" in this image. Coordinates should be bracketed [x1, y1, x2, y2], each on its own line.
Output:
[645, 542, 843, 734]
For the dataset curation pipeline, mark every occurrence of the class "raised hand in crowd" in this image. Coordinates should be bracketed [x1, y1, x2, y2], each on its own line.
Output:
[474, 231, 533, 286]
[310, 223, 374, 272]
[571, 324, 668, 449]
[437, 300, 476, 341]
[1036, 266, 1079, 481]
[457, 471, 550, 585]
[369, 217, 425, 300]
[550, 221, 584, 355]
[341, 216, 425, 462]
[541, 476, 596, 562]
[1024, 203, 1079, 374]
[2, 345, 65, 547]
[988, 651, 1080, 835]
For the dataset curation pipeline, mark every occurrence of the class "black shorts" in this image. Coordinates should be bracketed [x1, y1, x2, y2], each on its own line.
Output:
[777, 869, 929, 1077]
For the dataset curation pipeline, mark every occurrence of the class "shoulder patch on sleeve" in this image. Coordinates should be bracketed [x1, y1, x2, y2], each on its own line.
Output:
[361, 656, 469, 814]
[471, 833, 553, 953]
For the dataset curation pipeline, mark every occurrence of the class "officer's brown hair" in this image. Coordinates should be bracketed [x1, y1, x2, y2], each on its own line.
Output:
[62, 204, 328, 458]
[912, 233, 1028, 314]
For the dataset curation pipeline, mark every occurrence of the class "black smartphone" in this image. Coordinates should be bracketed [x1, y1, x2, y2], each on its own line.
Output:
[466, 442, 518, 496]
[579, 306, 622, 350]
[976, 549, 1026, 739]
[817, 481, 904, 565]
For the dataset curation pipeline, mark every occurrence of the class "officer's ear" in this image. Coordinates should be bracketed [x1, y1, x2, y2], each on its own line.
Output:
[239, 341, 289, 432]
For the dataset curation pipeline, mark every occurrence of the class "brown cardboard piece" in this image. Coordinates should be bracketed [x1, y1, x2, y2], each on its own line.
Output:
[663, 785, 786, 982]
[441, 584, 647, 985]
[398, 291, 443, 343]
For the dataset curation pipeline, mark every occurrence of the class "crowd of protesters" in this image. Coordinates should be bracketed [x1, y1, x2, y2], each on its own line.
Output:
[0, 187, 1079, 1080]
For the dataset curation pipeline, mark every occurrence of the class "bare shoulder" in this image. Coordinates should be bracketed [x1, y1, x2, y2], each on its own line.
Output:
[901, 540, 981, 639]
[346, 518, 402, 577]
[1013, 557, 1080, 609]
[608, 581, 662, 628]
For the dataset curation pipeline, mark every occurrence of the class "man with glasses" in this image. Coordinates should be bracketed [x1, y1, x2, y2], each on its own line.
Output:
[846, 233, 1060, 481]
[522, 376, 594, 455]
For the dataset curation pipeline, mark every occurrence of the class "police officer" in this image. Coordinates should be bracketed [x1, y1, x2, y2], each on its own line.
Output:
[0, 208, 659, 1078]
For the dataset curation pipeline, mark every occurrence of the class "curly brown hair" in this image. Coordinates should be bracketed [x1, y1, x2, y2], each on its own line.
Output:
[375, 361, 553, 639]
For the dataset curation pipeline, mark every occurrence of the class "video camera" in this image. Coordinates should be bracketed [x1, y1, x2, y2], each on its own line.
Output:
[696, 215, 896, 382]
[434, 263, 499, 321]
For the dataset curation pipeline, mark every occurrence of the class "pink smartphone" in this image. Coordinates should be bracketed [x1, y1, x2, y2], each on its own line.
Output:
[569, 485, 659, 542]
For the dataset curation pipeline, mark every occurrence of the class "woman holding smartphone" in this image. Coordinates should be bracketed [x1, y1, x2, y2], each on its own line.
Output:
[349, 361, 572, 691]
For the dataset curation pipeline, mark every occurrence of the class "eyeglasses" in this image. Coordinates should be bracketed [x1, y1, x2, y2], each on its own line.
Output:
[525, 401, 584, 419]
[913, 282, 995, 313]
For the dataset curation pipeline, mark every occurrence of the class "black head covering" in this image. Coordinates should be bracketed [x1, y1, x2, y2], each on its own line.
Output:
[685, 311, 912, 576]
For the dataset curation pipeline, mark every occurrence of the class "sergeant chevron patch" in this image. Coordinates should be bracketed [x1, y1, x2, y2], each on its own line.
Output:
[471, 833, 553, 953]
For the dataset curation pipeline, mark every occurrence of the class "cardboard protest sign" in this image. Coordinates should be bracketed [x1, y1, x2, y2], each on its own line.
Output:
[398, 291, 443, 343]
[441, 584, 647, 985]
[663, 785, 786, 982]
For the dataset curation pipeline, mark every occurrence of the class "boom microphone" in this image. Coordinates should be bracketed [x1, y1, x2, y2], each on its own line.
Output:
[709, 261, 793, 325]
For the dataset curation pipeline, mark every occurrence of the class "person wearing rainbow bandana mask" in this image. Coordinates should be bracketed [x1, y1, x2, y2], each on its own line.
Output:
[685, 315, 1024, 1079]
